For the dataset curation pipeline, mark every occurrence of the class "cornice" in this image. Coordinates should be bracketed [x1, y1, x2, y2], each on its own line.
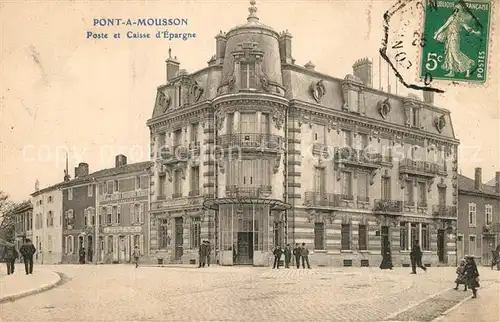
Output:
[458, 189, 500, 200]
[146, 102, 212, 128]
[212, 92, 289, 108]
[290, 100, 459, 146]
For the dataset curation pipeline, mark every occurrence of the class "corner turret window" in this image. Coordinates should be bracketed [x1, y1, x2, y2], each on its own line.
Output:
[241, 62, 256, 88]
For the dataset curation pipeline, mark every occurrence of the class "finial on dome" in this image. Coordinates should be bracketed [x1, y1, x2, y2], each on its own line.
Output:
[247, 0, 259, 22]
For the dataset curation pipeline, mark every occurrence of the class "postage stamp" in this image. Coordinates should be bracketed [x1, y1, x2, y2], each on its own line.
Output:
[420, 0, 492, 84]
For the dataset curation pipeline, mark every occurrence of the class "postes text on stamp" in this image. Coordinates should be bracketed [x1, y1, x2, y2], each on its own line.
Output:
[420, 0, 491, 84]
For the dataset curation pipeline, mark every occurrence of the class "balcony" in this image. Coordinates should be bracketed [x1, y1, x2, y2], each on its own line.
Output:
[399, 159, 446, 177]
[159, 145, 189, 164]
[189, 190, 200, 197]
[357, 196, 370, 203]
[172, 193, 183, 199]
[304, 192, 342, 208]
[432, 205, 457, 217]
[189, 142, 200, 157]
[334, 147, 391, 168]
[373, 199, 403, 213]
[98, 189, 148, 203]
[151, 195, 205, 212]
[225, 185, 272, 198]
[218, 133, 284, 153]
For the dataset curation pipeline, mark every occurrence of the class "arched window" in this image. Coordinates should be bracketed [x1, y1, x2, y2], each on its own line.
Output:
[65, 235, 74, 254]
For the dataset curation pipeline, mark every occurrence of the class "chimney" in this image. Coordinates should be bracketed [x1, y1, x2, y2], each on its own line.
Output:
[115, 154, 127, 168]
[78, 163, 89, 177]
[352, 58, 373, 87]
[215, 31, 227, 64]
[474, 167, 482, 190]
[423, 91, 435, 104]
[279, 30, 295, 64]
[304, 61, 315, 71]
[165, 47, 180, 83]
[495, 171, 500, 193]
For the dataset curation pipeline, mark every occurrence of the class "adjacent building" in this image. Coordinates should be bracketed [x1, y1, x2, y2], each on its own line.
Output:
[12, 201, 33, 254]
[457, 169, 500, 265]
[146, 1, 459, 267]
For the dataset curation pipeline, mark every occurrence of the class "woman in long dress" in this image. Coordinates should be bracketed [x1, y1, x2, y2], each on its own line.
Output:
[380, 240, 393, 270]
[463, 256, 480, 298]
[433, 4, 481, 78]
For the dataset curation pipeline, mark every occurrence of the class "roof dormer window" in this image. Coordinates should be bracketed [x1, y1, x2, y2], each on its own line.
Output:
[240, 62, 257, 89]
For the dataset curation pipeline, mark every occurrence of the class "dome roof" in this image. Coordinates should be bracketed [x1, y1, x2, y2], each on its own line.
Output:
[227, 0, 278, 36]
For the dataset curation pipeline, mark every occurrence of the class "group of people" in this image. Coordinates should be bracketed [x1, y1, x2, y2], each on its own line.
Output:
[379, 239, 427, 274]
[490, 245, 500, 270]
[1, 238, 37, 275]
[454, 256, 480, 298]
[272, 243, 311, 269]
[198, 240, 212, 268]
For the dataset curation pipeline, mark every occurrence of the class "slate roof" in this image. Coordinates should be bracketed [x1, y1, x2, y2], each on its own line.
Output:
[31, 161, 152, 195]
[11, 200, 33, 213]
[458, 174, 499, 197]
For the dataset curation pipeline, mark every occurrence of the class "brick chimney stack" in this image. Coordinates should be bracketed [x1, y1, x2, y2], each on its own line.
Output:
[474, 167, 482, 190]
[279, 30, 294, 64]
[165, 47, 180, 83]
[215, 30, 227, 64]
[115, 154, 127, 168]
[352, 58, 373, 87]
[423, 91, 435, 104]
[495, 171, 500, 193]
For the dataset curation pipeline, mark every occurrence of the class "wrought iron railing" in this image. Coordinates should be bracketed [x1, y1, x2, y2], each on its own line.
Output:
[225, 185, 272, 198]
[172, 193, 183, 199]
[373, 199, 403, 213]
[304, 192, 342, 207]
[357, 196, 370, 203]
[432, 205, 457, 217]
[218, 133, 284, 151]
[334, 147, 391, 165]
[189, 190, 200, 197]
[417, 201, 428, 208]
[399, 159, 445, 175]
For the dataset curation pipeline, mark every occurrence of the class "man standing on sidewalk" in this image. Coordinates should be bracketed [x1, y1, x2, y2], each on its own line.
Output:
[19, 239, 36, 275]
[293, 243, 301, 269]
[132, 245, 141, 268]
[410, 240, 427, 274]
[3, 239, 19, 275]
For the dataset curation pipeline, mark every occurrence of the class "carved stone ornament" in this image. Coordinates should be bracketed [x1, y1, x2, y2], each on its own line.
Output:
[261, 74, 271, 92]
[428, 179, 434, 193]
[272, 107, 285, 130]
[434, 115, 446, 133]
[217, 73, 236, 95]
[310, 80, 326, 103]
[215, 109, 225, 131]
[378, 98, 391, 119]
[273, 154, 281, 174]
[156, 90, 171, 112]
[190, 81, 204, 102]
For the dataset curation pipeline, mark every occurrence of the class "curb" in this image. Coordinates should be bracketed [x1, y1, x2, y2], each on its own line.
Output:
[0, 271, 64, 304]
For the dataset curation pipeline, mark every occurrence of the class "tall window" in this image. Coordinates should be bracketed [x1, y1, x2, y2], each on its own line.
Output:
[113, 180, 119, 193]
[240, 113, 256, 133]
[135, 176, 140, 190]
[260, 113, 270, 135]
[47, 211, 54, 227]
[357, 172, 369, 200]
[381, 176, 391, 200]
[411, 108, 418, 127]
[65, 235, 74, 254]
[468, 203, 477, 227]
[400, 222, 408, 250]
[410, 223, 418, 248]
[421, 224, 430, 250]
[314, 222, 325, 250]
[341, 172, 352, 198]
[106, 207, 112, 225]
[159, 174, 166, 198]
[190, 166, 200, 195]
[418, 182, 427, 206]
[174, 129, 182, 146]
[468, 235, 476, 256]
[405, 180, 414, 205]
[314, 167, 325, 194]
[176, 86, 182, 107]
[438, 187, 446, 206]
[485, 205, 493, 225]
[240, 62, 256, 88]
[107, 181, 113, 194]
[159, 219, 169, 249]
[191, 122, 199, 144]
[358, 133, 368, 150]
[68, 188, 73, 200]
[358, 224, 368, 250]
[100, 207, 105, 225]
[88, 185, 93, 197]
[190, 217, 201, 248]
[341, 224, 351, 250]
[226, 113, 234, 134]
[107, 235, 114, 253]
[341, 130, 352, 147]
[174, 170, 182, 197]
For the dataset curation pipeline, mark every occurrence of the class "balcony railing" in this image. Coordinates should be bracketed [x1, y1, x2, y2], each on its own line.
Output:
[218, 133, 284, 151]
[157, 195, 167, 201]
[159, 145, 189, 162]
[357, 196, 370, 203]
[189, 142, 200, 157]
[373, 199, 403, 213]
[399, 159, 446, 177]
[417, 201, 428, 208]
[189, 190, 200, 197]
[98, 189, 148, 202]
[304, 192, 342, 208]
[172, 193, 183, 199]
[225, 185, 272, 198]
[334, 147, 391, 167]
[432, 205, 457, 217]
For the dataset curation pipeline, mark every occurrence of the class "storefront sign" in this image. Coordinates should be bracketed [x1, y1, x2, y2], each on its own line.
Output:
[151, 196, 204, 211]
[103, 226, 142, 234]
[99, 190, 148, 203]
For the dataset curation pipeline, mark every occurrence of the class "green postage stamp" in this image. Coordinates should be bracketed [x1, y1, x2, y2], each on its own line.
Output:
[420, 0, 492, 84]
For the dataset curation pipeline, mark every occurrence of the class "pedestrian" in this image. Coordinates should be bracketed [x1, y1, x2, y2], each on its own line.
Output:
[272, 245, 282, 269]
[283, 244, 292, 268]
[454, 259, 467, 291]
[379, 240, 393, 270]
[3, 239, 18, 275]
[79, 247, 86, 264]
[293, 243, 301, 268]
[300, 243, 311, 269]
[490, 248, 499, 270]
[410, 240, 426, 274]
[232, 242, 238, 264]
[206, 241, 212, 267]
[198, 241, 206, 268]
[463, 256, 480, 298]
[88, 247, 93, 263]
[132, 245, 141, 268]
[19, 238, 36, 275]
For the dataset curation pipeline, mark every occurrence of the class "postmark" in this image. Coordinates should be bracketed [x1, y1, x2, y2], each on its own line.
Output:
[420, 0, 492, 84]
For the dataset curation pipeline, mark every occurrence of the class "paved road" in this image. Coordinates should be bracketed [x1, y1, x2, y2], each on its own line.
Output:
[0, 265, 498, 321]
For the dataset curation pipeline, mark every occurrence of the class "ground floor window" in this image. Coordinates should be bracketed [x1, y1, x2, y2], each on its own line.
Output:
[358, 224, 367, 250]
[65, 235, 74, 254]
[314, 222, 325, 250]
[400, 222, 408, 250]
[159, 219, 169, 249]
[107, 235, 114, 253]
[190, 217, 201, 249]
[421, 224, 430, 250]
[341, 224, 351, 250]
[469, 235, 476, 256]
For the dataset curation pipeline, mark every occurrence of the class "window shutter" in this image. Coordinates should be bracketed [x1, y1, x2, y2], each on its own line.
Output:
[130, 203, 135, 224]
[140, 203, 144, 223]
[139, 234, 144, 255]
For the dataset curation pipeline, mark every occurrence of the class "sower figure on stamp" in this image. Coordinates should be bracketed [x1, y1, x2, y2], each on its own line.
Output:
[293, 243, 301, 268]
[272, 245, 282, 269]
[300, 243, 311, 269]
[283, 244, 292, 268]
[410, 240, 426, 274]
[19, 238, 36, 274]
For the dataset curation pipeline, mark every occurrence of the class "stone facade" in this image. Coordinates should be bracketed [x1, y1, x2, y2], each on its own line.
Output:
[457, 169, 500, 266]
[12, 201, 33, 257]
[147, 1, 459, 267]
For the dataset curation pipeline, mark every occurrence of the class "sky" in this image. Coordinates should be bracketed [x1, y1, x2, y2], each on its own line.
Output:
[1, 0, 499, 202]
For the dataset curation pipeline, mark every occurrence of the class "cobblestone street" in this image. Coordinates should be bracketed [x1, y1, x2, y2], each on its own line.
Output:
[0, 265, 498, 321]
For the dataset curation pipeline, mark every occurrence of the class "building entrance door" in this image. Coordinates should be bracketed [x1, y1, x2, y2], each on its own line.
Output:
[437, 229, 445, 263]
[236, 232, 253, 265]
[87, 235, 93, 263]
[174, 217, 183, 260]
[481, 236, 494, 266]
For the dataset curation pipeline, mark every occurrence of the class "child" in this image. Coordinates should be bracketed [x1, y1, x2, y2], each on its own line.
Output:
[454, 259, 467, 291]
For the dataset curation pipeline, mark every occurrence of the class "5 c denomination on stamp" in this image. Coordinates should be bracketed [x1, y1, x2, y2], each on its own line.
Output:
[420, 0, 492, 84]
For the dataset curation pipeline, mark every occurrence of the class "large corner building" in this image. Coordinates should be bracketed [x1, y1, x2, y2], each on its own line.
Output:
[146, 1, 459, 267]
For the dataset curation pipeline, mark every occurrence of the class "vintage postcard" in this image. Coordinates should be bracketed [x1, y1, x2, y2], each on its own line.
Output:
[0, 0, 499, 321]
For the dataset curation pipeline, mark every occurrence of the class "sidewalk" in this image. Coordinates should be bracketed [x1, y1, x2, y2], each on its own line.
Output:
[0, 266, 61, 303]
[436, 280, 500, 322]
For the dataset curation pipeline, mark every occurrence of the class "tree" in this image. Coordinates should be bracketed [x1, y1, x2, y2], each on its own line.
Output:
[0, 191, 16, 244]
